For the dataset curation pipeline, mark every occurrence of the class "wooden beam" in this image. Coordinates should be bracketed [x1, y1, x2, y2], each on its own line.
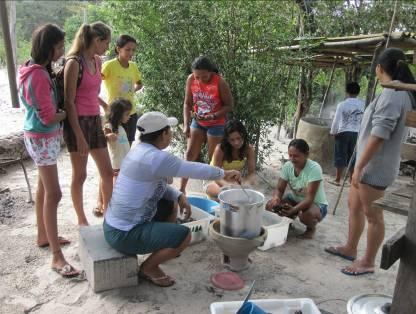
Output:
[405, 111, 416, 128]
[380, 227, 405, 270]
[0, 1, 19, 108]
[366, 45, 384, 106]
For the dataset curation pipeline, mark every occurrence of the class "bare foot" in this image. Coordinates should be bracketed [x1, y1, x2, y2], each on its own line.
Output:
[341, 259, 374, 276]
[38, 236, 71, 248]
[297, 227, 316, 239]
[139, 265, 175, 287]
[325, 245, 357, 261]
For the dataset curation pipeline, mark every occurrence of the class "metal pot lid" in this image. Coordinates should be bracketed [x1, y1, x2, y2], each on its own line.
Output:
[347, 294, 392, 314]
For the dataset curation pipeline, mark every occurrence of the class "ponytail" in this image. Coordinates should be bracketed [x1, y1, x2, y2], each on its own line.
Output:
[68, 22, 111, 57]
[378, 48, 416, 100]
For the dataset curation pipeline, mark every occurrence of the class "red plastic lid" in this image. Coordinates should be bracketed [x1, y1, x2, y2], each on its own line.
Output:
[210, 271, 245, 290]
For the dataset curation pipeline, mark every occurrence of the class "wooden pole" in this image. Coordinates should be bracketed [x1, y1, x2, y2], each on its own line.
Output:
[319, 60, 336, 118]
[0, 1, 19, 108]
[365, 44, 383, 106]
[9, 0, 17, 70]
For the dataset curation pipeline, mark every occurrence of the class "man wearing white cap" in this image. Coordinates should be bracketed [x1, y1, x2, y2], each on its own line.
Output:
[103, 111, 241, 287]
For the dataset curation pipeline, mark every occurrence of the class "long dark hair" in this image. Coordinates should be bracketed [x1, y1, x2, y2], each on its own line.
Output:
[191, 56, 219, 73]
[115, 34, 137, 54]
[378, 48, 416, 100]
[220, 120, 249, 163]
[107, 98, 132, 133]
[31, 24, 65, 75]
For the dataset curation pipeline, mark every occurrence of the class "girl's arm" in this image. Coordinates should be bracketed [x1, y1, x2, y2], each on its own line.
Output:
[207, 77, 233, 120]
[64, 59, 88, 155]
[183, 75, 193, 137]
[243, 145, 257, 184]
[352, 135, 384, 187]
[98, 96, 109, 113]
[103, 125, 117, 142]
[212, 145, 228, 187]
[266, 178, 287, 210]
[291, 181, 320, 213]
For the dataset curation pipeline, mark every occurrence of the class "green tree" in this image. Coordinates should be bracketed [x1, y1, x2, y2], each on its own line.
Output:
[101, 0, 299, 164]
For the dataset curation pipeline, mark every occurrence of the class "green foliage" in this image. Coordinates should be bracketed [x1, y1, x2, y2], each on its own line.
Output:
[102, 0, 299, 164]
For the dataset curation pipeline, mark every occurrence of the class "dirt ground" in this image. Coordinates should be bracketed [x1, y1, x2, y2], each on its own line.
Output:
[0, 130, 409, 314]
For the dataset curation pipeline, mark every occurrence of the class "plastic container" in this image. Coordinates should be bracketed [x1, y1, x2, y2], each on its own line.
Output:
[178, 205, 215, 245]
[187, 196, 219, 215]
[210, 298, 321, 314]
[257, 211, 292, 251]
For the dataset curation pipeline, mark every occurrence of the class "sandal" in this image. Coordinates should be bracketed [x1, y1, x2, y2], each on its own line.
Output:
[38, 236, 71, 248]
[52, 264, 80, 278]
[92, 206, 104, 217]
[138, 270, 175, 287]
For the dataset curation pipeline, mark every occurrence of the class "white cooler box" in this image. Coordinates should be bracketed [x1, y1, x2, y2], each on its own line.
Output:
[210, 298, 321, 314]
[178, 205, 215, 245]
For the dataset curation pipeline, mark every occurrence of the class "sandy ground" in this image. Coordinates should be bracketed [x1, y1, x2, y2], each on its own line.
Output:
[0, 123, 410, 314]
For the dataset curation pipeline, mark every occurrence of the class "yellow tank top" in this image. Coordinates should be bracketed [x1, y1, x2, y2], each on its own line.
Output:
[211, 156, 246, 171]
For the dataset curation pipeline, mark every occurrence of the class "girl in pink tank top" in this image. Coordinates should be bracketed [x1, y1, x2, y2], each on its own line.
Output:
[64, 22, 114, 225]
[74, 56, 102, 116]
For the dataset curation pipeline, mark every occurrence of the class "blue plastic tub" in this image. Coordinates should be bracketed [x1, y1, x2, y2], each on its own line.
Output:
[187, 196, 219, 215]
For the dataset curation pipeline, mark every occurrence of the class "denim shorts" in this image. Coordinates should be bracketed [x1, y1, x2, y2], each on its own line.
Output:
[103, 199, 190, 255]
[190, 119, 225, 137]
[285, 193, 328, 220]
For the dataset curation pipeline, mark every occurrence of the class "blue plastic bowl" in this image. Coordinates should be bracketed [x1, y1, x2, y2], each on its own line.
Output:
[237, 301, 267, 314]
[187, 196, 218, 215]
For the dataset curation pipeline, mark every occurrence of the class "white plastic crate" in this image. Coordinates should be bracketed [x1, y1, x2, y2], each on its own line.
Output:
[258, 210, 292, 251]
[210, 298, 321, 314]
[178, 205, 215, 245]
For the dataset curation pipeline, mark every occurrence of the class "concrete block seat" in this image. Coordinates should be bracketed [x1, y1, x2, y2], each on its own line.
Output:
[79, 224, 138, 292]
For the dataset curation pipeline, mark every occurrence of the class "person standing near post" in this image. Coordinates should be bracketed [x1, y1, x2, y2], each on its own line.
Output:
[329, 82, 364, 186]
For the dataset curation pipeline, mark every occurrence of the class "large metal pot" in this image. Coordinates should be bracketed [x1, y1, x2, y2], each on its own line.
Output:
[218, 188, 264, 239]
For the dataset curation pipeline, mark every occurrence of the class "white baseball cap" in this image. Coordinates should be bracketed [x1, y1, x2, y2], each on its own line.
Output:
[136, 111, 178, 134]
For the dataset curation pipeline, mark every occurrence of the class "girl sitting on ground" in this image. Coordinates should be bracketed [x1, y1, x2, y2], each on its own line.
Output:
[205, 120, 256, 200]
[266, 139, 328, 239]
[96, 98, 132, 212]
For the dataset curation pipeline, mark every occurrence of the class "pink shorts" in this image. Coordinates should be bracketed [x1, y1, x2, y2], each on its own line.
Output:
[24, 135, 61, 166]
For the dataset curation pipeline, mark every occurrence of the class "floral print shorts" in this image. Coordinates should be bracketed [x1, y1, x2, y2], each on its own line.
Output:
[24, 135, 61, 166]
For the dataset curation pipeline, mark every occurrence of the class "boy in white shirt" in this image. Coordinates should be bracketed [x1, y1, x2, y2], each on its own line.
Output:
[329, 82, 364, 185]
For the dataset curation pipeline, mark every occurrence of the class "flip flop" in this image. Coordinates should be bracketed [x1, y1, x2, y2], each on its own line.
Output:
[92, 207, 104, 217]
[341, 267, 374, 276]
[138, 270, 175, 287]
[52, 264, 80, 278]
[325, 247, 356, 261]
[327, 180, 341, 187]
[38, 236, 71, 248]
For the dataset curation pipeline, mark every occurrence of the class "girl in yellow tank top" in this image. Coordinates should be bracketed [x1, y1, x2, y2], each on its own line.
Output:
[206, 120, 256, 200]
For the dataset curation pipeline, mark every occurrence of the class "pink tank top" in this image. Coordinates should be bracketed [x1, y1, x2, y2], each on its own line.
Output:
[75, 56, 101, 116]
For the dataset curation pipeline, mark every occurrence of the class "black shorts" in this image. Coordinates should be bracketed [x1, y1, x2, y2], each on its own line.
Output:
[152, 198, 176, 222]
[122, 112, 139, 143]
[334, 131, 357, 168]
[63, 115, 107, 153]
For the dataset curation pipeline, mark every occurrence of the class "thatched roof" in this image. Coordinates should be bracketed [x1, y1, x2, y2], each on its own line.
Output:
[280, 32, 416, 68]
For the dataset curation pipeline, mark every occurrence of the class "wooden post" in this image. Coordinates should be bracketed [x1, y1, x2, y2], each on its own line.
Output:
[9, 0, 17, 70]
[389, 188, 416, 313]
[319, 60, 336, 118]
[0, 1, 19, 108]
[365, 44, 383, 106]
